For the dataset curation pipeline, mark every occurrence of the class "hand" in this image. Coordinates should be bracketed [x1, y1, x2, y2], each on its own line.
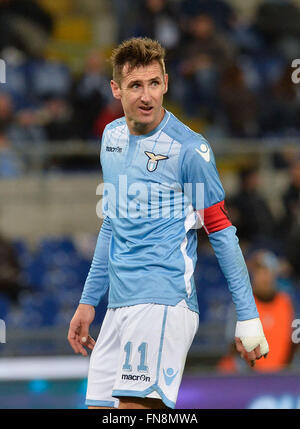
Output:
[68, 304, 96, 356]
[235, 318, 269, 368]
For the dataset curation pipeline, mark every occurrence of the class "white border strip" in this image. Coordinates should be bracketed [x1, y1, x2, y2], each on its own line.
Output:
[0, 356, 89, 380]
[180, 205, 196, 298]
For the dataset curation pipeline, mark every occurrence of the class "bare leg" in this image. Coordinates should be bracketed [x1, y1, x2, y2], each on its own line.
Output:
[118, 397, 166, 409]
[88, 406, 115, 409]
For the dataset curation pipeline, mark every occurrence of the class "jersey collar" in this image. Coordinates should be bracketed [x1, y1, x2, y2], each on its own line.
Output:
[129, 109, 170, 140]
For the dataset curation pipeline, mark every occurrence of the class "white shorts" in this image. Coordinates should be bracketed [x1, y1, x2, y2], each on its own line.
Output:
[85, 300, 199, 409]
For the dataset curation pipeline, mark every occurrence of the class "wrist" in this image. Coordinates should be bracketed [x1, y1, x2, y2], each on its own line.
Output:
[235, 317, 264, 337]
[79, 298, 98, 307]
[78, 303, 96, 313]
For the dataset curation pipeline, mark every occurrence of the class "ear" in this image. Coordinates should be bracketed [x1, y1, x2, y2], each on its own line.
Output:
[110, 80, 121, 100]
[163, 73, 169, 95]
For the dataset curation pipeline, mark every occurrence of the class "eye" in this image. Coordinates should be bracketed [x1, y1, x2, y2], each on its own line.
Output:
[151, 81, 159, 87]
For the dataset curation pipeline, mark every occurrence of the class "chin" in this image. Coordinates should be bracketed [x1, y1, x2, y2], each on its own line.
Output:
[136, 115, 154, 125]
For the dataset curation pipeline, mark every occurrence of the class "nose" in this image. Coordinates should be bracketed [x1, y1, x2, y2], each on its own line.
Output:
[140, 86, 151, 104]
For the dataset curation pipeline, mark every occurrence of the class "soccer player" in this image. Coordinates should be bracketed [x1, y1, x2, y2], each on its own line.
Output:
[68, 37, 269, 410]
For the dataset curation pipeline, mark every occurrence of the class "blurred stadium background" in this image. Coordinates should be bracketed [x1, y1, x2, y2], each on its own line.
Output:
[0, 0, 300, 409]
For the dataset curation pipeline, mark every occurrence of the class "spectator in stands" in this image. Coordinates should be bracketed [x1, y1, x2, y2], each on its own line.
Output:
[0, 0, 53, 57]
[71, 50, 112, 140]
[111, 0, 139, 43]
[217, 249, 296, 373]
[134, 0, 181, 55]
[0, 125, 23, 178]
[281, 159, 300, 233]
[219, 61, 259, 137]
[227, 166, 275, 247]
[178, 12, 235, 118]
[8, 108, 46, 148]
[253, 0, 300, 59]
[285, 224, 300, 284]
[29, 58, 72, 102]
[0, 91, 46, 169]
[0, 92, 14, 132]
[39, 96, 75, 142]
[0, 47, 33, 111]
[259, 64, 300, 137]
[0, 233, 22, 302]
[280, 159, 300, 282]
[93, 99, 123, 139]
[0, 94, 23, 176]
[180, 0, 236, 33]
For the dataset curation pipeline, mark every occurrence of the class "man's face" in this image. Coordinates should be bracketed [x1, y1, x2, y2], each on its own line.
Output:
[110, 61, 168, 135]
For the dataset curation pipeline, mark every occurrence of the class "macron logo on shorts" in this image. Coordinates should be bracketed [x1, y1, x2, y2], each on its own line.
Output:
[121, 373, 151, 382]
[163, 368, 178, 386]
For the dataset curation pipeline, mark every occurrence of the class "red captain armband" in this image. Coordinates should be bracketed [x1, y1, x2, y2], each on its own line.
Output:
[198, 200, 232, 235]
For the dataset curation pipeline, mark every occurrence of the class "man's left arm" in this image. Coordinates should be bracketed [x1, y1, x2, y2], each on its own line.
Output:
[207, 224, 269, 364]
[181, 137, 269, 365]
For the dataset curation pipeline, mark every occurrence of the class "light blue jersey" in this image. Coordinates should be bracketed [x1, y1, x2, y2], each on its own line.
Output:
[80, 110, 259, 321]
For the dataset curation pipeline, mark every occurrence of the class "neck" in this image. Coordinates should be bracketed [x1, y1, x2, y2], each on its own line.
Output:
[127, 108, 165, 136]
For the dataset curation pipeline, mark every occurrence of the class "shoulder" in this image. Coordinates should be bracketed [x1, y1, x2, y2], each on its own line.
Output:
[103, 116, 127, 136]
[164, 112, 204, 145]
[165, 111, 211, 154]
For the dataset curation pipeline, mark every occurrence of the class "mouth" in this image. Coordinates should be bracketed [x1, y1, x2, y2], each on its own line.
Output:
[138, 106, 153, 114]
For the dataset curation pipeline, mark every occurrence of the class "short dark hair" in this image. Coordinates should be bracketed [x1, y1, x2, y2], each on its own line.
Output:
[110, 37, 166, 84]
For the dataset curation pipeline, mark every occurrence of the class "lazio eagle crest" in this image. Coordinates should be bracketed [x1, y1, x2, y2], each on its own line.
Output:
[144, 151, 168, 172]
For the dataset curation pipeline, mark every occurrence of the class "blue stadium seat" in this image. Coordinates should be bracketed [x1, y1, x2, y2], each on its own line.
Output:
[19, 292, 60, 327]
[0, 293, 12, 319]
[194, 251, 231, 322]
[36, 237, 77, 265]
[23, 259, 47, 291]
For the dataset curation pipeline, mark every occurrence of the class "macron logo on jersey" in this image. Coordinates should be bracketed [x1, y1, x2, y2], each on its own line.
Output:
[195, 143, 210, 162]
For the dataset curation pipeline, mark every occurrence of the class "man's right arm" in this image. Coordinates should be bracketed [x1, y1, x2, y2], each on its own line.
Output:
[79, 216, 112, 307]
[68, 216, 111, 355]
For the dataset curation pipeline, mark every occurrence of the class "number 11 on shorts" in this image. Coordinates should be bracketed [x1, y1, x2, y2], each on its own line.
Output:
[122, 341, 149, 373]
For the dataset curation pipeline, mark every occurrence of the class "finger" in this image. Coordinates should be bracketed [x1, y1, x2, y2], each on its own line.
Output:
[68, 338, 80, 354]
[240, 351, 248, 360]
[254, 345, 262, 359]
[79, 323, 90, 345]
[70, 322, 92, 356]
[85, 335, 96, 350]
[260, 337, 269, 356]
[246, 350, 257, 367]
[78, 346, 88, 357]
[68, 326, 81, 354]
[71, 332, 83, 355]
[70, 328, 88, 356]
[69, 338, 80, 354]
[67, 323, 77, 343]
[82, 335, 95, 351]
[235, 337, 244, 353]
[75, 333, 88, 356]
[235, 338, 248, 360]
